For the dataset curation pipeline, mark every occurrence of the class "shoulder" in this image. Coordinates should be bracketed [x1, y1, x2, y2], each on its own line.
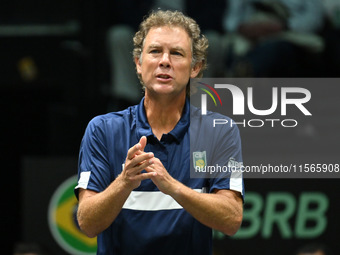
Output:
[87, 106, 137, 132]
[82, 106, 139, 143]
[190, 104, 240, 136]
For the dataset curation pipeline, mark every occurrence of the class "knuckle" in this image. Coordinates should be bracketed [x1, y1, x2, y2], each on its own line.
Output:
[127, 147, 134, 155]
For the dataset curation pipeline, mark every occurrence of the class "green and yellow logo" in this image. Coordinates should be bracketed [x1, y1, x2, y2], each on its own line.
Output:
[193, 151, 207, 171]
[48, 175, 97, 255]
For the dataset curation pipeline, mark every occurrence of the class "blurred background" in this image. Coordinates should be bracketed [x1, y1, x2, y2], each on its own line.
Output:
[2, 0, 339, 254]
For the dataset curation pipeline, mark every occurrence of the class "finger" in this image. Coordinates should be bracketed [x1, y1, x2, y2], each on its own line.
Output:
[130, 157, 154, 174]
[126, 142, 142, 160]
[136, 172, 157, 181]
[146, 157, 161, 167]
[139, 136, 147, 152]
[144, 166, 156, 174]
[125, 152, 153, 176]
[128, 152, 153, 167]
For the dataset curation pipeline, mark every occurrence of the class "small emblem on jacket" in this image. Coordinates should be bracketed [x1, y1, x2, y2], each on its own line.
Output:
[193, 151, 207, 171]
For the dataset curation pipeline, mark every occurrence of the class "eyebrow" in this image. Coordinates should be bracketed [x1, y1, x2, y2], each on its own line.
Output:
[147, 44, 161, 49]
[146, 44, 186, 53]
[171, 46, 186, 53]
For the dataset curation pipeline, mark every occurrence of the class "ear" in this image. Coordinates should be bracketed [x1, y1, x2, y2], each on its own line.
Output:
[190, 61, 203, 78]
[135, 57, 142, 75]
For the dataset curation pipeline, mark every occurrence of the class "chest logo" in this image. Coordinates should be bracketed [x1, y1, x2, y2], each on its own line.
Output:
[193, 151, 207, 171]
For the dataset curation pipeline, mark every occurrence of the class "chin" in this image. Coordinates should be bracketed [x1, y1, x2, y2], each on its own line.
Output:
[152, 84, 175, 93]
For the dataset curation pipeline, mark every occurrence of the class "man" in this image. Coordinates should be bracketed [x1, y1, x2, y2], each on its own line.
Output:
[75, 10, 244, 255]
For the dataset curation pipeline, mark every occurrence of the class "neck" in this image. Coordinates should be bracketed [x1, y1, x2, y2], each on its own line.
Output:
[144, 92, 186, 140]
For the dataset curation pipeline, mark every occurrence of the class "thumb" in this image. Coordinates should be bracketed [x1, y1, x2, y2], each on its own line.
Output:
[139, 136, 147, 151]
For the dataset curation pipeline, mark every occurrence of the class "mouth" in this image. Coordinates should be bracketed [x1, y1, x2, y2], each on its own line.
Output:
[156, 73, 173, 82]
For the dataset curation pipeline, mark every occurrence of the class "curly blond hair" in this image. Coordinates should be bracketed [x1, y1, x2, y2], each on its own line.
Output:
[133, 10, 208, 88]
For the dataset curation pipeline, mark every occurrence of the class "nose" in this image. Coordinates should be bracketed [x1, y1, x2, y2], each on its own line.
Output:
[159, 53, 170, 68]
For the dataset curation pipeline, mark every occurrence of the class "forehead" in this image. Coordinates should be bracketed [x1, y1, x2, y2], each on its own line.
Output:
[143, 26, 192, 50]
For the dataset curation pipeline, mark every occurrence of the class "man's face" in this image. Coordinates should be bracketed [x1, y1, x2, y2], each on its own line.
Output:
[135, 26, 201, 97]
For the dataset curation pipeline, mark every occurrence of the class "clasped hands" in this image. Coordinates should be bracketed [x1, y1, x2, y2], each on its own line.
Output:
[121, 136, 177, 194]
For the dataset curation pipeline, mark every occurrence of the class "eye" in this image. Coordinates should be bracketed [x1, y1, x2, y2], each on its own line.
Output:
[171, 51, 183, 56]
[150, 49, 160, 54]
